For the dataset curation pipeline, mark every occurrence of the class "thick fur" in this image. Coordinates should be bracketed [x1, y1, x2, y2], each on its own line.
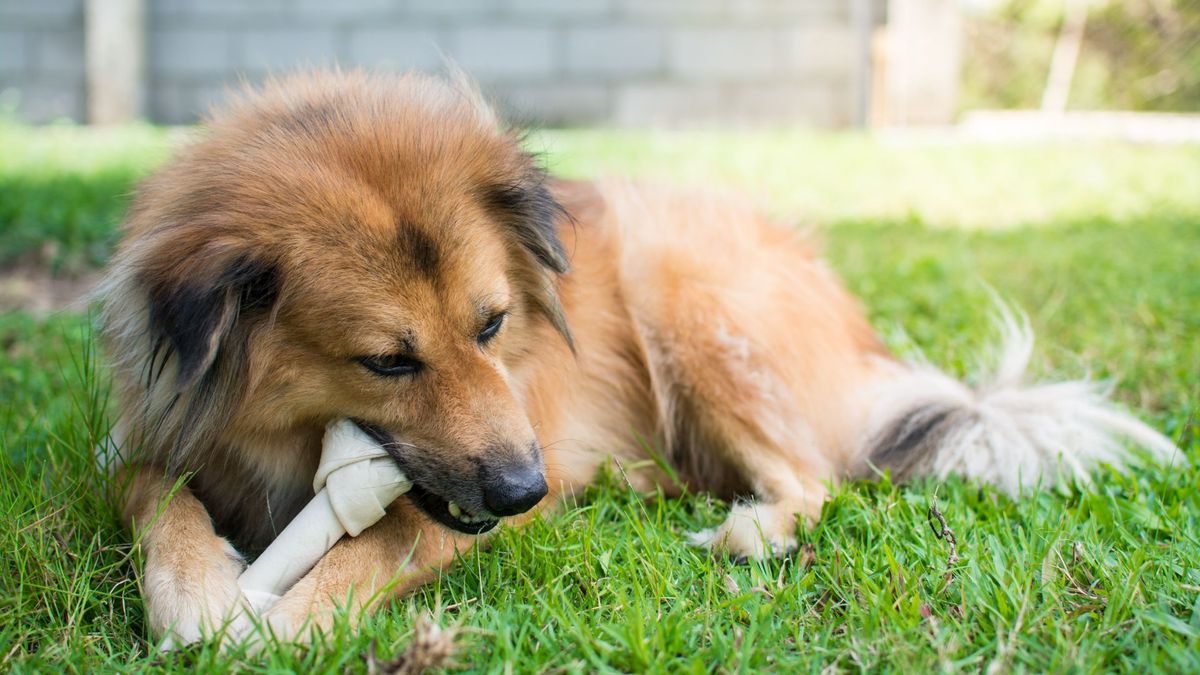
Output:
[860, 309, 1180, 495]
[98, 70, 1180, 646]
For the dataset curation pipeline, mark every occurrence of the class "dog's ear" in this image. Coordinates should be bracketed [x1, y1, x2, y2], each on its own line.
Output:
[144, 252, 279, 390]
[484, 169, 569, 275]
[483, 165, 575, 351]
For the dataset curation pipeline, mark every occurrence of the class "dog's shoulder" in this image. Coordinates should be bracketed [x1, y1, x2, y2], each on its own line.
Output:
[549, 179, 606, 227]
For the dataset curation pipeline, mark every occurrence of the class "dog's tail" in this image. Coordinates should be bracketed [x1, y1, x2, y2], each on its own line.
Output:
[859, 309, 1182, 496]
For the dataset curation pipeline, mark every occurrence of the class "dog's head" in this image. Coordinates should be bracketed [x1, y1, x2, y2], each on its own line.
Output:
[104, 71, 573, 534]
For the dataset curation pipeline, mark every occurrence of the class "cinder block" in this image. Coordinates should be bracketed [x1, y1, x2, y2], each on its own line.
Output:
[488, 82, 610, 125]
[240, 29, 338, 73]
[613, 83, 725, 127]
[0, 31, 26, 74]
[668, 28, 776, 79]
[6, 80, 85, 122]
[151, 29, 234, 76]
[727, 0, 846, 21]
[450, 26, 556, 79]
[152, 0, 290, 19]
[508, 0, 612, 16]
[347, 27, 444, 71]
[151, 80, 230, 124]
[727, 82, 849, 127]
[565, 26, 663, 77]
[0, 0, 82, 25]
[32, 29, 84, 77]
[613, 0, 724, 18]
[783, 24, 856, 77]
[290, 0, 395, 19]
[405, 0, 505, 18]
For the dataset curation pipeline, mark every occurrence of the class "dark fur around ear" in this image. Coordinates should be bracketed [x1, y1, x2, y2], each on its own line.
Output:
[144, 256, 279, 391]
[484, 167, 570, 274]
[483, 164, 576, 352]
[527, 273, 575, 354]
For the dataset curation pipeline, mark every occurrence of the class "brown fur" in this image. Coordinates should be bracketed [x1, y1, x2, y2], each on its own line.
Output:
[100, 71, 905, 645]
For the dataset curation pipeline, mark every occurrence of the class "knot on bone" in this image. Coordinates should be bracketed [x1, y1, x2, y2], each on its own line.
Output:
[315, 420, 412, 536]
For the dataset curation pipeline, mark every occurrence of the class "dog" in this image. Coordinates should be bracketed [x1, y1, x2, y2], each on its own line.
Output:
[97, 70, 1178, 647]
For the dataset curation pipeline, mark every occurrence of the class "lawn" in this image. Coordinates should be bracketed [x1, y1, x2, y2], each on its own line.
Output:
[1, 122, 1198, 672]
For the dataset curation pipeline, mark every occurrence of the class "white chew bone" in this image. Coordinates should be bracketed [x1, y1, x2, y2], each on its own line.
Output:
[237, 419, 412, 613]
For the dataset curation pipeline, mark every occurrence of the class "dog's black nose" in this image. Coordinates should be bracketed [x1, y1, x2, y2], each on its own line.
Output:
[481, 460, 548, 517]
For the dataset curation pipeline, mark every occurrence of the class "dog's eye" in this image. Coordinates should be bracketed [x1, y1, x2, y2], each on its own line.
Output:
[360, 354, 423, 377]
[478, 312, 506, 344]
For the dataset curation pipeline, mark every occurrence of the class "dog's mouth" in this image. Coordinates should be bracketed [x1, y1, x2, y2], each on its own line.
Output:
[352, 420, 499, 536]
[406, 482, 499, 535]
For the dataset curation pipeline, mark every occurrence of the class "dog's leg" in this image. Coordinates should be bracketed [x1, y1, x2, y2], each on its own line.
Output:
[683, 424, 830, 562]
[645, 321, 834, 560]
[253, 499, 478, 643]
[633, 293, 839, 561]
[124, 464, 247, 648]
[609, 185, 889, 560]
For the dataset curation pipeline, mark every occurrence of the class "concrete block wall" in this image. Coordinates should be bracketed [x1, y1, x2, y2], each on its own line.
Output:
[1, 0, 872, 127]
[0, 0, 87, 122]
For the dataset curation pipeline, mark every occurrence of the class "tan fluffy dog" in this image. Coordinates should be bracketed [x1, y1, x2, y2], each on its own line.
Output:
[98, 71, 1176, 646]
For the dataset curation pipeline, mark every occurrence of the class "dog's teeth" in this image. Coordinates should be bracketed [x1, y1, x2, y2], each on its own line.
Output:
[448, 502, 462, 518]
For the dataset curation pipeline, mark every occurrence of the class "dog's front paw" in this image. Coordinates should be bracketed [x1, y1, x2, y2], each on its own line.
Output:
[689, 501, 800, 561]
[143, 535, 247, 649]
[229, 573, 338, 648]
[218, 603, 313, 653]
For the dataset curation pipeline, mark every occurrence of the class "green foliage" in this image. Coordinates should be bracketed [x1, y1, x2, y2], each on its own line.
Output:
[0, 122, 173, 273]
[962, 0, 1200, 112]
[1, 127, 1198, 671]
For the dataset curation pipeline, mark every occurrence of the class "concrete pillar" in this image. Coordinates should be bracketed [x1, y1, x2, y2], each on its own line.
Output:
[86, 0, 145, 124]
[880, 0, 962, 126]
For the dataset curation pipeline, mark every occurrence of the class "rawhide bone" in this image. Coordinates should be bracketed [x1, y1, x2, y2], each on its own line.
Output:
[236, 419, 411, 613]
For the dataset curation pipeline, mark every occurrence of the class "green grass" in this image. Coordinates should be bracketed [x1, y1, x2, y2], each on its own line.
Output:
[0, 122, 174, 273]
[1, 124, 1198, 672]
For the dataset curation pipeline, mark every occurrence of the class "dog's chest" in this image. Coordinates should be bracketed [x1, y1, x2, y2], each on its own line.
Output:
[194, 438, 321, 554]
